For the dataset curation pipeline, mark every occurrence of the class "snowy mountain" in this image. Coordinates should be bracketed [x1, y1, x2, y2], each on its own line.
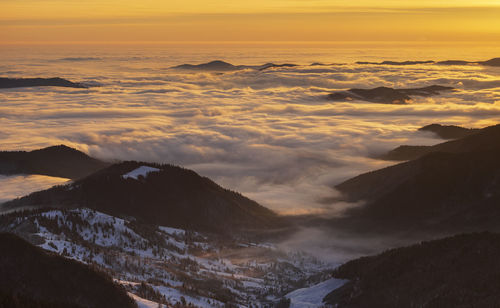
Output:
[1, 208, 336, 307]
[4, 161, 284, 234]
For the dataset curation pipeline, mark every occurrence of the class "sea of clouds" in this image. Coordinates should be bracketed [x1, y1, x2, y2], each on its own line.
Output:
[1, 45, 499, 217]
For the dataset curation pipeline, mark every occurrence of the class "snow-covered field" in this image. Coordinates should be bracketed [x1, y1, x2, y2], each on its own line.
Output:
[2, 208, 339, 307]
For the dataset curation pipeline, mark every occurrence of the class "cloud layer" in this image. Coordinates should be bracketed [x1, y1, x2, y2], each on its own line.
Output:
[1, 46, 499, 214]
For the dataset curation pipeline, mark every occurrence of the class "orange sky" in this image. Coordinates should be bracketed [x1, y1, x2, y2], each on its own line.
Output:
[1, 0, 500, 43]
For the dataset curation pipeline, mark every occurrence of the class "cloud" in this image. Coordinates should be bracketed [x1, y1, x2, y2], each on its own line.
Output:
[0, 175, 69, 204]
[1, 57, 499, 215]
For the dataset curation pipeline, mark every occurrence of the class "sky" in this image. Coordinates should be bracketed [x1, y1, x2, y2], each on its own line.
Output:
[1, 0, 500, 43]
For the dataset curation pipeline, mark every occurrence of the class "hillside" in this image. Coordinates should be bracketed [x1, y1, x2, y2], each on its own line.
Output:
[0, 145, 109, 179]
[380, 123, 499, 161]
[0, 208, 331, 307]
[324, 232, 500, 308]
[335, 124, 500, 233]
[418, 123, 479, 139]
[3, 161, 283, 234]
[0, 233, 136, 308]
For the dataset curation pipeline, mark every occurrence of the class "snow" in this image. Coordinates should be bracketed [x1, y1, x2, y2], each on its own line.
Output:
[129, 292, 165, 308]
[158, 226, 185, 236]
[285, 278, 347, 308]
[6, 207, 338, 307]
[123, 166, 161, 180]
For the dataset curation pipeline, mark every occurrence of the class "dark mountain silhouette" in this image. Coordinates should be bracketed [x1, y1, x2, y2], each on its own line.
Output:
[0, 233, 136, 308]
[327, 85, 454, 104]
[380, 145, 433, 161]
[172, 60, 240, 71]
[0, 77, 86, 89]
[436, 58, 500, 67]
[172, 60, 299, 71]
[335, 124, 500, 233]
[0, 145, 109, 180]
[380, 123, 495, 161]
[3, 161, 283, 234]
[353, 57, 500, 67]
[480, 57, 500, 67]
[356, 60, 435, 65]
[324, 232, 500, 308]
[258, 63, 298, 71]
[418, 123, 479, 139]
[436, 60, 473, 66]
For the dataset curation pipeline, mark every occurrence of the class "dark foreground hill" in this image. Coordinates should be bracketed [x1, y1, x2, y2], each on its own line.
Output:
[0, 233, 136, 308]
[327, 85, 454, 104]
[0, 77, 86, 88]
[324, 232, 500, 308]
[335, 124, 500, 233]
[0, 145, 110, 179]
[3, 161, 283, 234]
[381, 123, 496, 161]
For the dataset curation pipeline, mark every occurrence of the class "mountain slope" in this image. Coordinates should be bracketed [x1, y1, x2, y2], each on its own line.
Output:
[0, 145, 110, 179]
[335, 124, 500, 233]
[418, 123, 479, 140]
[0, 232, 136, 308]
[380, 123, 498, 161]
[324, 232, 500, 308]
[3, 161, 283, 234]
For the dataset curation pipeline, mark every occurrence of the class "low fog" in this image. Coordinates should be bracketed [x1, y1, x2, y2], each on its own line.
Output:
[1, 48, 499, 218]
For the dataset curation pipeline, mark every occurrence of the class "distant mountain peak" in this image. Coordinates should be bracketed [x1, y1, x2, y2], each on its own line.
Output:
[327, 85, 454, 104]
[4, 160, 284, 234]
[0, 144, 109, 179]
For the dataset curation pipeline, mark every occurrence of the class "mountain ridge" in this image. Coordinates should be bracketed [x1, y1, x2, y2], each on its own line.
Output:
[0, 77, 86, 89]
[0, 145, 110, 180]
[3, 161, 285, 235]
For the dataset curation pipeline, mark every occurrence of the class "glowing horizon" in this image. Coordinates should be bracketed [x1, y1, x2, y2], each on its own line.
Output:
[1, 1, 500, 43]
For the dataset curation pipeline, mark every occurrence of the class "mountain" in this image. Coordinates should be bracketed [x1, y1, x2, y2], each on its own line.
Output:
[258, 63, 298, 71]
[0, 208, 328, 307]
[380, 123, 498, 161]
[327, 85, 454, 104]
[418, 123, 479, 139]
[352, 57, 500, 67]
[324, 232, 500, 308]
[480, 57, 500, 67]
[434, 57, 500, 67]
[0, 77, 86, 88]
[335, 124, 500, 233]
[0, 232, 136, 308]
[3, 161, 283, 234]
[172, 60, 240, 71]
[0, 145, 110, 179]
[356, 60, 435, 65]
[172, 60, 299, 71]
[436, 60, 473, 66]
[379, 145, 433, 161]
